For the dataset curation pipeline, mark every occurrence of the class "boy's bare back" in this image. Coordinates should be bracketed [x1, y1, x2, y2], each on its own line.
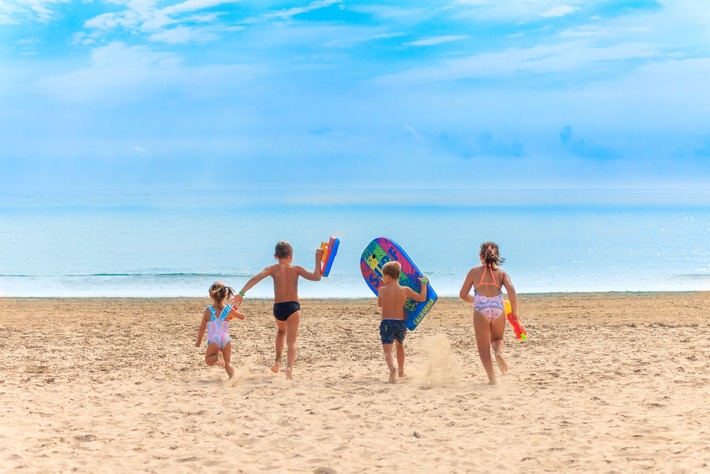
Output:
[378, 282, 415, 320]
[268, 262, 307, 303]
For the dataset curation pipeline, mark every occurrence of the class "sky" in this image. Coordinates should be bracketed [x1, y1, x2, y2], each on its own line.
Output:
[1, 0, 710, 194]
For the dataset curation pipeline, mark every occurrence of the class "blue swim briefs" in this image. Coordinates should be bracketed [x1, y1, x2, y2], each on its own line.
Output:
[273, 301, 300, 321]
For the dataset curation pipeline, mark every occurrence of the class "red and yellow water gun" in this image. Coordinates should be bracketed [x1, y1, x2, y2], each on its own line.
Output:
[504, 300, 527, 341]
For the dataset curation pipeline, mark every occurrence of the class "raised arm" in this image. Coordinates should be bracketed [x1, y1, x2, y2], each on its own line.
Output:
[233, 267, 272, 305]
[405, 276, 428, 302]
[296, 248, 324, 282]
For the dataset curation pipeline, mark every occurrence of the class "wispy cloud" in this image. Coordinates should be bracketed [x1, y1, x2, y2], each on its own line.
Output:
[34, 41, 260, 104]
[540, 5, 579, 18]
[436, 131, 523, 159]
[259, 0, 342, 22]
[3, 1, 710, 191]
[406, 35, 468, 47]
[0, 0, 69, 24]
[376, 40, 659, 85]
[560, 126, 616, 160]
[81, 0, 243, 44]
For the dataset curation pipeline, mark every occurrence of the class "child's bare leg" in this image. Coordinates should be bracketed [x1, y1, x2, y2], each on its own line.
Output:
[382, 344, 397, 383]
[473, 312, 496, 384]
[205, 343, 220, 366]
[222, 343, 235, 379]
[490, 314, 508, 374]
[284, 312, 300, 380]
[395, 340, 406, 377]
[272, 320, 286, 373]
[217, 351, 225, 368]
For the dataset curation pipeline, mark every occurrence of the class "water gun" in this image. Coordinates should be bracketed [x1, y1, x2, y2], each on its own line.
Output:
[319, 236, 340, 277]
[504, 300, 527, 341]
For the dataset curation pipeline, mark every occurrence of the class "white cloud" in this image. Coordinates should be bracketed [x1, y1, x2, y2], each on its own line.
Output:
[451, 0, 585, 22]
[0, 0, 69, 24]
[33, 42, 262, 105]
[259, 0, 342, 22]
[324, 31, 405, 49]
[406, 35, 468, 47]
[349, 5, 429, 21]
[163, 0, 241, 16]
[403, 125, 423, 141]
[540, 5, 579, 18]
[376, 40, 659, 85]
[83, 0, 242, 44]
[149, 25, 220, 43]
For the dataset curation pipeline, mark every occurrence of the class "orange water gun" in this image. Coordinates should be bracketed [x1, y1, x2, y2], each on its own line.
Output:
[504, 300, 527, 341]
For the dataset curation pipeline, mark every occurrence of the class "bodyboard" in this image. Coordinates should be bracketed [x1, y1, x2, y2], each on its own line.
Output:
[360, 237, 437, 330]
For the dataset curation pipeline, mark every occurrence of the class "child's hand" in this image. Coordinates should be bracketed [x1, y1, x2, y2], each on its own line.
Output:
[195, 341, 200, 348]
[316, 248, 324, 260]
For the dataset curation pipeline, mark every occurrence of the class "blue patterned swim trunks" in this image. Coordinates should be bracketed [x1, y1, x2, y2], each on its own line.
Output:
[379, 319, 407, 344]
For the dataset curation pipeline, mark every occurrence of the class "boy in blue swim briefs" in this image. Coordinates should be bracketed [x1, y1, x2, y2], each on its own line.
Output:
[234, 241, 323, 380]
[377, 261, 428, 384]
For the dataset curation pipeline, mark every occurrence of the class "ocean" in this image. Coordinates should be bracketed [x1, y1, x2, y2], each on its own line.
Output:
[1, 189, 709, 297]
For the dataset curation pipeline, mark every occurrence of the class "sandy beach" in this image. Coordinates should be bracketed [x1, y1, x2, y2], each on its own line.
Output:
[1, 293, 709, 473]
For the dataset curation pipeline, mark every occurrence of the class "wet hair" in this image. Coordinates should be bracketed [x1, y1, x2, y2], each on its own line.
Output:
[480, 241, 505, 268]
[382, 261, 401, 279]
[209, 281, 235, 303]
[275, 241, 293, 259]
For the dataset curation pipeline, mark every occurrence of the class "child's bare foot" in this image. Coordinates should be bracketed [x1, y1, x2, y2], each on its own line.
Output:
[285, 367, 293, 380]
[226, 364, 235, 379]
[487, 378, 498, 385]
[388, 367, 397, 384]
[494, 349, 508, 374]
[217, 351, 225, 368]
[271, 356, 281, 374]
[398, 371, 406, 378]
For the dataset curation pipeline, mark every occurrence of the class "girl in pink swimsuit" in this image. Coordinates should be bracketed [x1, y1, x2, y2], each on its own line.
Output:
[459, 242, 520, 385]
[195, 282, 246, 380]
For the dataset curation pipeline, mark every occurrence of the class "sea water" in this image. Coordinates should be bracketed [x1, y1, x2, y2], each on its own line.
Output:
[1, 189, 709, 297]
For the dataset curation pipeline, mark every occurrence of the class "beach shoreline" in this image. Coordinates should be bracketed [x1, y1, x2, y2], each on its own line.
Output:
[2, 292, 709, 472]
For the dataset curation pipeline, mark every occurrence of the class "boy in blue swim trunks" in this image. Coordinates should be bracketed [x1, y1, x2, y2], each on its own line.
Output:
[378, 261, 428, 384]
[234, 241, 323, 380]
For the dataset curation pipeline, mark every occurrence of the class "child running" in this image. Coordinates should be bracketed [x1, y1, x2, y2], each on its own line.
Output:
[195, 282, 246, 379]
[377, 261, 428, 384]
[233, 241, 323, 380]
[459, 241, 518, 385]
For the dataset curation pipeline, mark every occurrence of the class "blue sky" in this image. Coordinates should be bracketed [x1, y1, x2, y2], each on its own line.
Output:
[1, 0, 709, 194]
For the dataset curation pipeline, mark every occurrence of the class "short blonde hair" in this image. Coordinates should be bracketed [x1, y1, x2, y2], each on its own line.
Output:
[382, 261, 401, 279]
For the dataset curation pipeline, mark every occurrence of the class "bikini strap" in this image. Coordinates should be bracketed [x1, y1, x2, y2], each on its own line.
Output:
[479, 265, 501, 288]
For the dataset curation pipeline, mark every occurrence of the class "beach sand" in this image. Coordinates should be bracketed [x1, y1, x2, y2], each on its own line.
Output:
[1, 293, 709, 473]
